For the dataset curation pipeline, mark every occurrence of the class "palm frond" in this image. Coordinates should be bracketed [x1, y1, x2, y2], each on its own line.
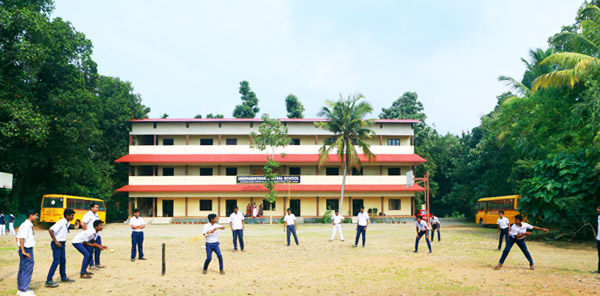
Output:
[531, 69, 578, 92]
[550, 32, 600, 53]
[498, 75, 531, 96]
[540, 52, 597, 68]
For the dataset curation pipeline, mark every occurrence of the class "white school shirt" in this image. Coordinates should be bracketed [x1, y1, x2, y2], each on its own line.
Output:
[356, 212, 369, 226]
[129, 216, 146, 232]
[509, 222, 533, 240]
[497, 217, 510, 229]
[82, 210, 99, 229]
[332, 214, 345, 225]
[50, 218, 70, 242]
[230, 212, 245, 230]
[16, 220, 35, 248]
[72, 228, 97, 244]
[415, 220, 429, 231]
[203, 223, 221, 243]
[430, 217, 440, 225]
[597, 215, 599, 240]
[284, 214, 296, 226]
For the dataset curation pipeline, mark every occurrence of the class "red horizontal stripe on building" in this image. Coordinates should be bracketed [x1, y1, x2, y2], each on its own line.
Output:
[115, 154, 427, 164]
[116, 184, 425, 193]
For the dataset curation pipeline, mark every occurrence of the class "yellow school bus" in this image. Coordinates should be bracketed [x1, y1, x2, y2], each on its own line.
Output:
[475, 195, 523, 226]
[40, 194, 106, 229]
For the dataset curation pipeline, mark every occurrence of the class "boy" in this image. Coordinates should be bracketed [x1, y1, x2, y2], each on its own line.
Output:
[495, 214, 548, 270]
[430, 214, 440, 242]
[283, 208, 299, 246]
[202, 213, 225, 275]
[0, 211, 5, 236]
[497, 210, 510, 250]
[9, 213, 16, 235]
[229, 206, 245, 251]
[330, 209, 344, 241]
[353, 206, 369, 248]
[593, 204, 600, 274]
[82, 202, 105, 269]
[16, 210, 38, 296]
[72, 220, 107, 279]
[414, 215, 432, 253]
[130, 208, 146, 261]
[46, 209, 76, 287]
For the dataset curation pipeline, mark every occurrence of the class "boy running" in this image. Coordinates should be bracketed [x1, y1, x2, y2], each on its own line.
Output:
[16, 210, 38, 296]
[203, 213, 225, 275]
[330, 209, 344, 241]
[130, 208, 146, 261]
[495, 214, 548, 270]
[414, 215, 432, 253]
[72, 220, 107, 279]
[497, 210, 510, 250]
[46, 209, 76, 287]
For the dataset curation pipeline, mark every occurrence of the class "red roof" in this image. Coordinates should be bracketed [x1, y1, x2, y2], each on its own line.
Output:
[115, 154, 427, 164]
[129, 118, 420, 124]
[116, 184, 425, 193]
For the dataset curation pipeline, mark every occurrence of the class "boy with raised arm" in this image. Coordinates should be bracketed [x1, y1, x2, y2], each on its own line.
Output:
[72, 220, 107, 279]
[495, 214, 548, 270]
[46, 208, 76, 287]
[203, 213, 225, 275]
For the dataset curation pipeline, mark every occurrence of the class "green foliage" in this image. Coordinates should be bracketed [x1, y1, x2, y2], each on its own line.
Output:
[194, 114, 202, 118]
[206, 113, 224, 119]
[322, 209, 332, 224]
[379, 92, 426, 122]
[285, 94, 305, 118]
[233, 80, 259, 118]
[161, 113, 169, 118]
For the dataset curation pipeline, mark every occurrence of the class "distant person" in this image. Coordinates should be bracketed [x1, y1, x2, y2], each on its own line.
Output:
[229, 206, 245, 252]
[414, 215, 432, 254]
[330, 209, 344, 242]
[82, 202, 105, 270]
[593, 204, 600, 274]
[0, 211, 5, 236]
[258, 203, 263, 217]
[430, 214, 440, 242]
[9, 213, 16, 235]
[252, 202, 258, 218]
[129, 208, 146, 261]
[46, 208, 76, 288]
[353, 206, 369, 248]
[72, 220, 107, 279]
[245, 203, 251, 217]
[283, 208, 299, 246]
[497, 210, 510, 250]
[16, 210, 38, 295]
[494, 214, 548, 270]
[202, 213, 225, 275]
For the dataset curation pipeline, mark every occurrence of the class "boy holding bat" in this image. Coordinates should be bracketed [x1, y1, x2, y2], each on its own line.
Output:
[202, 214, 225, 275]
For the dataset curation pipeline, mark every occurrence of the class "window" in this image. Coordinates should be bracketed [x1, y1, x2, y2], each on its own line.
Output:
[199, 168, 213, 176]
[200, 139, 214, 145]
[263, 200, 276, 211]
[162, 168, 174, 176]
[487, 199, 514, 210]
[226, 167, 237, 176]
[388, 168, 401, 175]
[326, 199, 339, 211]
[326, 168, 339, 175]
[389, 199, 401, 210]
[163, 138, 174, 145]
[199, 200, 212, 211]
[43, 197, 63, 208]
[290, 138, 301, 145]
[352, 168, 363, 176]
[226, 138, 237, 145]
[67, 198, 86, 210]
[289, 167, 301, 175]
[387, 138, 401, 146]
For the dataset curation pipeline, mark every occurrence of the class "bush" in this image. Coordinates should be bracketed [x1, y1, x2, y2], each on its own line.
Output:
[321, 209, 332, 224]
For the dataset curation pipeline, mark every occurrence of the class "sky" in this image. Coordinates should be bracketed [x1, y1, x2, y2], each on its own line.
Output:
[52, 0, 582, 134]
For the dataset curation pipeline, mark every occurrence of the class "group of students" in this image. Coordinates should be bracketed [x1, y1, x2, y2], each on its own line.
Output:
[0, 211, 17, 236]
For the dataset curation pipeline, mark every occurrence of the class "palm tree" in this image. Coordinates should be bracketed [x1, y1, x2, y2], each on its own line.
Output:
[316, 94, 376, 215]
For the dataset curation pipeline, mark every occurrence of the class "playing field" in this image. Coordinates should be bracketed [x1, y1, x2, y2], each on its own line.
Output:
[0, 220, 598, 295]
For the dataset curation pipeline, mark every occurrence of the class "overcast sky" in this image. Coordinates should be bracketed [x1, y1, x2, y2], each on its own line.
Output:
[53, 0, 582, 134]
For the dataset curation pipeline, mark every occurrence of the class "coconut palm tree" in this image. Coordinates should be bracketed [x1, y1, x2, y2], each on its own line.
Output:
[316, 94, 376, 215]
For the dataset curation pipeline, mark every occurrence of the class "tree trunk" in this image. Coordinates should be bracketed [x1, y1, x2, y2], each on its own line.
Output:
[340, 156, 348, 216]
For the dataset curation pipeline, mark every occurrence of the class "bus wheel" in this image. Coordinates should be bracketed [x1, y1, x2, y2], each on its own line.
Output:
[479, 219, 484, 227]
[73, 220, 80, 230]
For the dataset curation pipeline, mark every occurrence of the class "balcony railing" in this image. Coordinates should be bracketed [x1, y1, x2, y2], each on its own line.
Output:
[129, 145, 414, 155]
[128, 175, 408, 186]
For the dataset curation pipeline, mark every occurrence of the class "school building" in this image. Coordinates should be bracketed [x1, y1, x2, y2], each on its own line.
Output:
[115, 118, 426, 219]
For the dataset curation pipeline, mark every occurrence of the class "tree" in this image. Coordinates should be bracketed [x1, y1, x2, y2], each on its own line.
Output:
[317, 94, 375, 215]
[285, 94, 305, 118]
[161, 113, 169, 118]
[194, 114, 202, 118]
[206, 113, 224, 119]
[379, 92, 426, 122]
[233, 80, 260, 118]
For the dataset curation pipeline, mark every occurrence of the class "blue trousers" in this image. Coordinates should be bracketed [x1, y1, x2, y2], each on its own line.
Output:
[286, 225, 299, 246]
[17, 248, 34, 292]
[415, 230, 431, 252]
[355, 225, 366, 246]
[498, 228, 509, 249]
[232, 229, 244, 250]
[47, 241, 67, 281]
[596, 240, 600, 271]
[431, 224, 440, 241]
[73, 243, 93, 275]
[131, 232, 144, 259]
[203, 242, 223, 271]
[87, 235, 101, 267]
[499, 236, 533, 265]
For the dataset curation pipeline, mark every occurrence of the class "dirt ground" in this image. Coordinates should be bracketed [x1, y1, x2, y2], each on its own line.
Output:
[0, 221, 599, 296]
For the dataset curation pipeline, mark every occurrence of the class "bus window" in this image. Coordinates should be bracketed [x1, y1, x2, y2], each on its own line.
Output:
[98, 202, 106, 211]
[43, 197, 63, 208]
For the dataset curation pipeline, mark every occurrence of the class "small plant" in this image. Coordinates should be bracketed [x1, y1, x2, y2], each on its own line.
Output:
[322, 209, 332, 224]
[450, 211, 465, 218]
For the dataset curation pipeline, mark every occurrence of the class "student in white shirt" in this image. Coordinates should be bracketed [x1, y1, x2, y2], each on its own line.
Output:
[16, 210, 38, 296]
[45, 209, 76, 288]
[0, 211, 6, 236]
[130, 208, 146, 261]
[496, 210, 510, 250]
[430, 214, 440, 242]
[9, 213, 16, 235]
[495, 214, 548, 270]
[229, 206, 245, 251]
[202, 213, 225, 275]
[414, 215, 432, 253]
[72, 220, 107, 279]
[330, 209, 344, 241]
[283, 208, 299, 246]
[593, 204, 600, 274]
[353, 206, 369, 248]
[81, 202, 104, 270]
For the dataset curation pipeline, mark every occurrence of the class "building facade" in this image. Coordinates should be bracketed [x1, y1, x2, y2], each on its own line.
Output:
[115, 118, 426, 219]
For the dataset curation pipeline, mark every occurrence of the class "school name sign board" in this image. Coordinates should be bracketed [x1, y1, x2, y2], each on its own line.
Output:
[236, 176, 301, 184]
